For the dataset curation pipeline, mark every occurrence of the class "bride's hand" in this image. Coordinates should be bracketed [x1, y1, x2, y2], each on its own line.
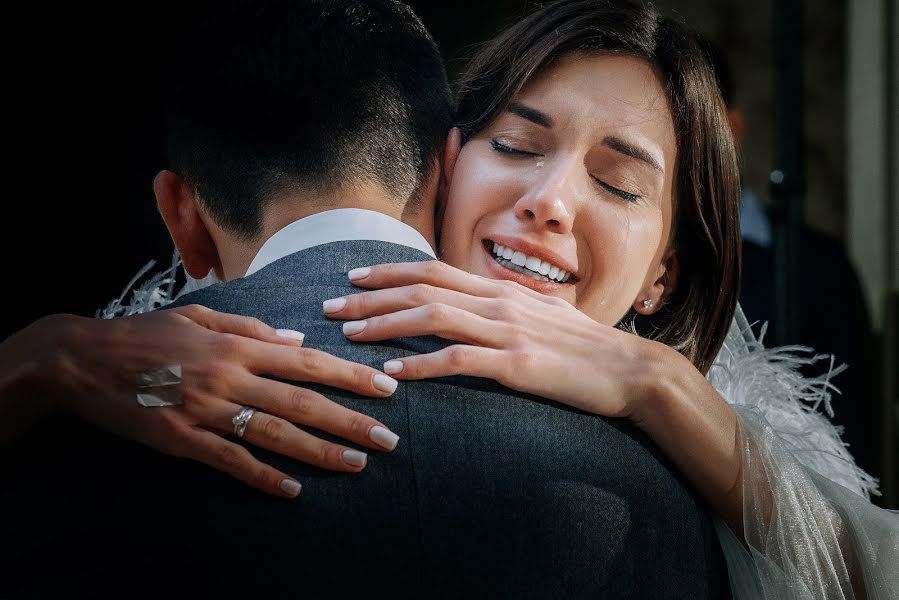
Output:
[324, 261, 670, 419]
[1, 305, 401, 497]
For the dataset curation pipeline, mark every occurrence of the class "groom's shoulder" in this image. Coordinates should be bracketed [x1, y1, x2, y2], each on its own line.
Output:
[169, 240, 436, 350]
[173, 240, 433, 308]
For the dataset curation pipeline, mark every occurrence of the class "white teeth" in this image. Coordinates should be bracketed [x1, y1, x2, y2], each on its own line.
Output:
[538, 261, 551, 276]
[487, 241, 573, 282]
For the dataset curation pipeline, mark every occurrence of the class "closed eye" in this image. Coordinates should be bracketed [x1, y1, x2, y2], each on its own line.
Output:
[490, 139, 542, 157]
[592, 176, 640, 203]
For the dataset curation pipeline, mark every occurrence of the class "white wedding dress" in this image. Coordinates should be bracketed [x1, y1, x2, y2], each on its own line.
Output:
[103, 255, 899, 599]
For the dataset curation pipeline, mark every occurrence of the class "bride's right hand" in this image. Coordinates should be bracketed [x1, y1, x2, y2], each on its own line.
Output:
[0, 305, 401, 497]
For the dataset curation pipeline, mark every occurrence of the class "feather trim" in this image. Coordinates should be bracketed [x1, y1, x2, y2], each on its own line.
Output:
[709, 321, 880, 499]
[96, 251, 181, 319]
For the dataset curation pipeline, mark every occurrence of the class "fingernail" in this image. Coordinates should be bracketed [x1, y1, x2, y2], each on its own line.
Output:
[369, 425, 400, 451]
[342, 449, 368, 467]
[280, 479, 302, 496]
[276, 329, 305, 342]
[348, 267, 371, 281]
[373, 373, 398, 394]
[343, 321, 367, 336]
[383, 360, 404, 375]
[322, 297, 347, 314]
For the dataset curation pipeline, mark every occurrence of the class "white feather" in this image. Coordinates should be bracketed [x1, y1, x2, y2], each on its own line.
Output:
[709, 308, 879, 499]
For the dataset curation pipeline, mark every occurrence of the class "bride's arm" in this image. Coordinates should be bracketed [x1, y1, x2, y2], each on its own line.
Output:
[630, 347, 744, 535]
[327, 260, 747, 532]
[332, 261, 899, 598]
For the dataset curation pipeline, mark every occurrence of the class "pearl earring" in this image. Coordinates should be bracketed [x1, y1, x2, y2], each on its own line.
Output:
[642, 299, 654, 310]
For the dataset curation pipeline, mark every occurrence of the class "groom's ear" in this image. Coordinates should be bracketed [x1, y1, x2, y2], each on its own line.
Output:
[153, 170, 223, 279]
[435, 127, 463, 240]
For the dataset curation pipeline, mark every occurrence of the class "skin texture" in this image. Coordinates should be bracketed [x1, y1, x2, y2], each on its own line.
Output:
[439, 54, 679, 323]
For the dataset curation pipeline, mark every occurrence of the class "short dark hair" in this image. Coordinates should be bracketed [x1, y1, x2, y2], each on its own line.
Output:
[166, 0, 453, 238]
[456, 0, 741, 373]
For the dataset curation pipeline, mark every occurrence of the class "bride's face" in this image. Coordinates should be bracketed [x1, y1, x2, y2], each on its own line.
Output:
[439, 53, 678, 325]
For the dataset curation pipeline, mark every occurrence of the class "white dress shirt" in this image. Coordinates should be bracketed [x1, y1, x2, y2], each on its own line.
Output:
[245, 208, 436, 276]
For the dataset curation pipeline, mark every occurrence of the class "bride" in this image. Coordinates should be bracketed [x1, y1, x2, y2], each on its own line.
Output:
[2, 0, 896, 597]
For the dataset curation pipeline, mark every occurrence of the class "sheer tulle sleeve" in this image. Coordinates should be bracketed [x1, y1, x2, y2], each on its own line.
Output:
[709, 306, 899, 599]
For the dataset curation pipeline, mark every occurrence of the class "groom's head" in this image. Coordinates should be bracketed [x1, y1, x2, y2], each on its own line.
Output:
[155, 0, 452, 279]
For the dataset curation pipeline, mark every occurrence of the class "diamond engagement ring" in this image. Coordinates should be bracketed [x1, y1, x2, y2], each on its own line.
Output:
[232, 407, 256, 438]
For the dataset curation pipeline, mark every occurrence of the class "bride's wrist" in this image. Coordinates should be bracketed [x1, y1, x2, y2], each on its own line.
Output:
[0, 314, 88, 443]
[627, 339, 693, 427]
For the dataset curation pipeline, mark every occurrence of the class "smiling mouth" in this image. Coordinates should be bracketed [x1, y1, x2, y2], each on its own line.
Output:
[484, 240, 575, 283]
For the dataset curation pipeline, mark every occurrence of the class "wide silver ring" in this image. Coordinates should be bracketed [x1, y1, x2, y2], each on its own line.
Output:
[231, 406, 256, 438]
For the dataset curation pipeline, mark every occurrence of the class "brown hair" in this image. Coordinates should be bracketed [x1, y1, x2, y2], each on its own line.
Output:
[455, 0, 741, 373]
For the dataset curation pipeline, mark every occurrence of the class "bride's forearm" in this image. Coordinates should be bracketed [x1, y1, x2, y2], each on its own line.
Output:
[630, 344, 744, 537]
[0, 315, 74, 445]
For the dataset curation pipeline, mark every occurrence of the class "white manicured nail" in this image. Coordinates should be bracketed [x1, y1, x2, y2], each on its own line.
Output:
[369, 425, 400, 450]
[342, 449, 368, 467]
[322, 297, 347, 314]
[343, 321, 367, 336]
[280, 479, 302, 496]
[348, 267, 371, 281]
[383, 360, 404, 375]
[275, 329, 305, 342]
[373, 374, 398, 394]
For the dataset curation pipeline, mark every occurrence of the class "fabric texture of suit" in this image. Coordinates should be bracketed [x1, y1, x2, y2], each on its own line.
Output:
[3, 240, 729, 599]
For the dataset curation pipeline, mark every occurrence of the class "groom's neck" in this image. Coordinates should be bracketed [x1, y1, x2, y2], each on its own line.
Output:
[213, 182, 437, 280]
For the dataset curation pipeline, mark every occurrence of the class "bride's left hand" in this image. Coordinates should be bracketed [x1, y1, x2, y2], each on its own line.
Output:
[323, 261, 671, 419]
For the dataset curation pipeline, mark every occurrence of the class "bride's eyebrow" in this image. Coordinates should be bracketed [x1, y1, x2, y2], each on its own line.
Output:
[506, 102, 554, 128]
[602, 135, 663, 173]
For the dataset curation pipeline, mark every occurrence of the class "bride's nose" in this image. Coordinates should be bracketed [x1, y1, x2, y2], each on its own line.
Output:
[513, 163, 576, 234]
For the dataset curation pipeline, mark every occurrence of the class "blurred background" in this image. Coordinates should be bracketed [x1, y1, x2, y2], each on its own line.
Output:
[3, 0, 896, 505]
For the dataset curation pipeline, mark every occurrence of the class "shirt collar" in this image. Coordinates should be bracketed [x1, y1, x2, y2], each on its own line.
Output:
[245, 208, 436, 276]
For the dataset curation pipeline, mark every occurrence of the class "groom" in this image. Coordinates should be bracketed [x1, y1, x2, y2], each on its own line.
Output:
[7, 1, 728, 597]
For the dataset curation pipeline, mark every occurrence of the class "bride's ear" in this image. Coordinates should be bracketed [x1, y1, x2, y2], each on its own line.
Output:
[153, 170, 223, 279]
[435, 127, 462, 242]
[634, 249, 680, 315]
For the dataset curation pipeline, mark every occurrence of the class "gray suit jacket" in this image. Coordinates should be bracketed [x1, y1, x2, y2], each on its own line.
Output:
[3, 240, 728, 599]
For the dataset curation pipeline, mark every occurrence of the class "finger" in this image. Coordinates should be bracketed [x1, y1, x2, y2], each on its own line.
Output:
[323, 284, 491, 321]
[349, 260, 556, 305]
[186, 427, 303, 498]
[341, 304, 505, 348]
[229, 376, 401, 452]
[173, 305, 304, 347]
[239, 342, 399, 397]
[383, 345, 507, 380]
[348, 261, 501, 296]
[207, 403, 373, 473]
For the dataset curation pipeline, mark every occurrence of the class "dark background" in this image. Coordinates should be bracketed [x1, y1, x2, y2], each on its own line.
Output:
[3, 0, 531, 337]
